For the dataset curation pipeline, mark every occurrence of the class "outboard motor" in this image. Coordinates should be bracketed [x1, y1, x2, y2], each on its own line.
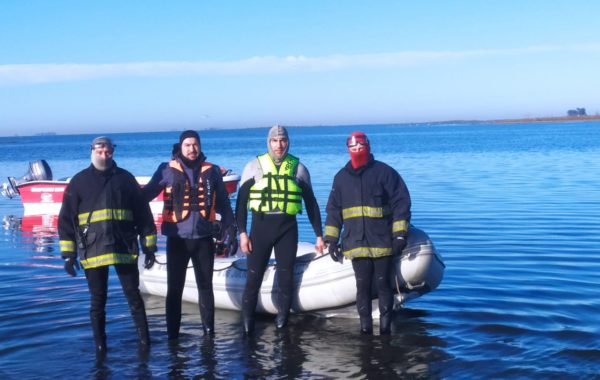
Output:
[1, 160, 53, 199]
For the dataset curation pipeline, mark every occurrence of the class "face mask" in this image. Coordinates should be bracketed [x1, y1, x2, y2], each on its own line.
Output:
[349, 146, 370, 169]
[91, 151, 114, 171]
[347, 132, 371, 169]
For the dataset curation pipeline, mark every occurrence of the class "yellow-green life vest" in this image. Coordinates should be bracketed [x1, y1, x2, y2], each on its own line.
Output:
[248, 153, 303, 215]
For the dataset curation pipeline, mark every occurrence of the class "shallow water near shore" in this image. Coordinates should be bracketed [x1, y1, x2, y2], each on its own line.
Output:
[1, 121, 600, 379]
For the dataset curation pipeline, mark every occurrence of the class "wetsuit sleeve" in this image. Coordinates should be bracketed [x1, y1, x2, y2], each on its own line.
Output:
[235, 177, 254, 234]
[57, 180, 79, 259]
[240, 158, 260, 185]
[141, 162, 167, 202]
[296, 163, 323, 237]
[324, 174, 343, 244]
[295, 162, 312, 187]
[213, 167, 234, 230]
[130, 175, 158, 254]
[298, 180, 323, 238]
[385, 168, 411, 238]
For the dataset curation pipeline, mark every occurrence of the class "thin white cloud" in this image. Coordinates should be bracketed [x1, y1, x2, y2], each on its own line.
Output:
[0, 44, 597, 85]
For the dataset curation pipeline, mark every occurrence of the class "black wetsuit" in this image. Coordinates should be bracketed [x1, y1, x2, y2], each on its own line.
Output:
[165, 236, 215, 338]
[242, 212, 298, 318]
[236, 160, 322, 329]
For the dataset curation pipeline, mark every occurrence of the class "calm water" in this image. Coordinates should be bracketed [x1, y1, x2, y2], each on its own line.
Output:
[1, 122, 600, 379]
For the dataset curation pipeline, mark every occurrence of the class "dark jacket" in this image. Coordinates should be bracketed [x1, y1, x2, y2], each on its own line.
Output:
[324, 156, 411, 259]
[58, 163, 157, 268]
[142, 154, 234, 239]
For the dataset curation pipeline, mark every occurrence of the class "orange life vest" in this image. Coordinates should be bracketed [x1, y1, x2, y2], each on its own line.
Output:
[162, 160, 217, 223]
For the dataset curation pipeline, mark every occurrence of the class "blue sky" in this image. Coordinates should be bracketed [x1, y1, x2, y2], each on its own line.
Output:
[1, 1, 599, 136]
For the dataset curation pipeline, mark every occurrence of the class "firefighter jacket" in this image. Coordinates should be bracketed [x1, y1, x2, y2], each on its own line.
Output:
[142, 154, 234, 239]
[248, 153, 303, 215]
[58, 163, 157, 269]
[324, 156, 411, 259]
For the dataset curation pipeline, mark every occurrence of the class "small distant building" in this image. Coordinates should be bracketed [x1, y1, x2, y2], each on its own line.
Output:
[567, 108, 587, 117]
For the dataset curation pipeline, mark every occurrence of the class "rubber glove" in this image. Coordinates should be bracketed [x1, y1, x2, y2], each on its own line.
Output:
[64, 257, 80, 276]
[144, 252, 156, 269]
[392, 236, 407, 255]
[211, 221, 223, 238]
[327, 241, 343, 263]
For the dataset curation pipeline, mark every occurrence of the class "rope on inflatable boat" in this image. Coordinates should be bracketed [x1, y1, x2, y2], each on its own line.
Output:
[152, 250, 330, 271]
[222, 250, 329, 272]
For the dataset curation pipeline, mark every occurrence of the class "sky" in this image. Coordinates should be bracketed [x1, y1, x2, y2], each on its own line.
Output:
[1, 1, 600, 136]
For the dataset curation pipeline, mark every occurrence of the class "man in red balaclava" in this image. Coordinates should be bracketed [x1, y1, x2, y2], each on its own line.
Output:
[347, 131, 371, 169]
[324, 131, 411, 335]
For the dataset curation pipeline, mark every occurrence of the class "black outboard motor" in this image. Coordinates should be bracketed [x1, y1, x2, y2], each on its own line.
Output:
[1, 160, 53, 199]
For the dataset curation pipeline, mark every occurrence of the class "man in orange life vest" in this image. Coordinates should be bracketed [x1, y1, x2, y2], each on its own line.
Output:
[143, 130, 234, 339]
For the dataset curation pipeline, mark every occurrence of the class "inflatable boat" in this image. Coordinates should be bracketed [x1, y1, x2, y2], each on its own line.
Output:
[139, 226, 444, 314]
[1, 160, 240, 215]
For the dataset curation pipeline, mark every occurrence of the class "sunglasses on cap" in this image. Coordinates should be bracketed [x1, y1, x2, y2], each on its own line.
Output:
[346, 135, 369, 148]
[92, 142, 116, 150]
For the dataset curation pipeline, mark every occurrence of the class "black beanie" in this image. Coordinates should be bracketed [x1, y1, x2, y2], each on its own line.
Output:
[179, 130, 200, 145]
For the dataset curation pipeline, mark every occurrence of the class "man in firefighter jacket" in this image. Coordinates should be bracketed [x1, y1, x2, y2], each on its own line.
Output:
[58, 136, 158, 360]
[324, 131, 411, 335]
[236, 125, 325, 334]
[142, 130, 234, 339]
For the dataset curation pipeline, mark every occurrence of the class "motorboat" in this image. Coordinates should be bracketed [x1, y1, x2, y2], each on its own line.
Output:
[139, 226, 445, 314]
[1, 160, 240, 215]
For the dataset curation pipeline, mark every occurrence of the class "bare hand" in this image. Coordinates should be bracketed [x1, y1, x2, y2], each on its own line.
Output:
[240, 232, 253, 254]
[315, 236, 325, 254]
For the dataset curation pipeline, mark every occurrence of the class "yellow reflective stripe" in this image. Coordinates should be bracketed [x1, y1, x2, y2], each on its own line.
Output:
[59, 240, 76, 252]
[344, 246, 392, 259]
[144, 234, 157, 246]
[342, 206, 384, 219]
[80, 253, 138, 269]
[325, 225, 340, 239]
[78, 209, 134, 224]
[393, 220, 409, 233]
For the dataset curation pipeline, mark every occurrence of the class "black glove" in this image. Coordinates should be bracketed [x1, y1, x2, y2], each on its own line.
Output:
[64, 257, 80, 276]
[392, 236, 407, 255]
[327, 241, 343, 263]
[144, 252, 156, 269]
[211, 221, 223, 238]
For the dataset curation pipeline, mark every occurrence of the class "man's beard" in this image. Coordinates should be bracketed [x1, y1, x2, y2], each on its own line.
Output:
[91, 152, 113, 171]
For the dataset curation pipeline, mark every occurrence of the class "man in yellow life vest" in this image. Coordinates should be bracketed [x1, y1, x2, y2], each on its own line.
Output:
[236, 125, 325, 334]
[143, 130, 234, 339]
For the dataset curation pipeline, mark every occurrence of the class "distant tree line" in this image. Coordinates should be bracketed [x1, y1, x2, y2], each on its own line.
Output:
[567, 108, 587, 116]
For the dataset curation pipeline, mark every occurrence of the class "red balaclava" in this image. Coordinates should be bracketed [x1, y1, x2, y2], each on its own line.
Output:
[347, 131, 371, 169]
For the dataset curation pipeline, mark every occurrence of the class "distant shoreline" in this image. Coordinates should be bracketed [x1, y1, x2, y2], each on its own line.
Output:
[488, 115, 600, 124]
[406, 114, 600, 127]
[4, 114, 599, 138]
